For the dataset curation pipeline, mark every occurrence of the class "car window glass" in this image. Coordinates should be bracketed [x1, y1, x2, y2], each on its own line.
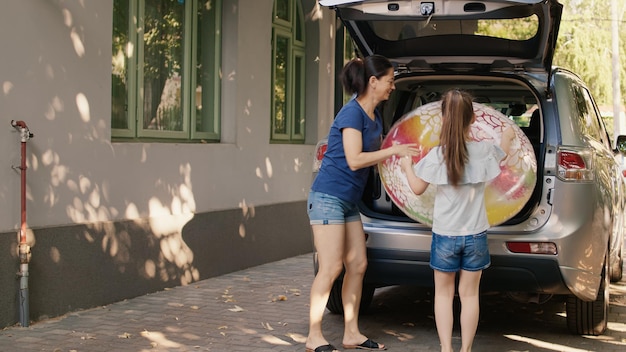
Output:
[582, 88, 612, 148]
[569, 83, 601, 142]
[368, 16, 538, 42]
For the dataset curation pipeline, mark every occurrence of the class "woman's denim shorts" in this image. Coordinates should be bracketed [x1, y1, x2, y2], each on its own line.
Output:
[307, 191, 361, 225]
[429, 232, 490, 272]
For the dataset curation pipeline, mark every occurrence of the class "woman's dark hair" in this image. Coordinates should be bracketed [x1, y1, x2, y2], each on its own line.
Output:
[440, 89, 475, 186]
[340, 55, 393, 96]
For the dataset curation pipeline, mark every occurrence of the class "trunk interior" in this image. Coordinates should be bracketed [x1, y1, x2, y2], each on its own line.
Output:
[360, 74, 544, 225]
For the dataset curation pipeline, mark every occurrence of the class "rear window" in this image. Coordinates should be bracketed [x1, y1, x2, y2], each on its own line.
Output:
[369, 15, 539, 42]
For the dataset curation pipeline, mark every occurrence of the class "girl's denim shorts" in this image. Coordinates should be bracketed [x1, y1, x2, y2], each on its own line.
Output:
[307, 191, 361, 225]
[429, 231, 490, 272]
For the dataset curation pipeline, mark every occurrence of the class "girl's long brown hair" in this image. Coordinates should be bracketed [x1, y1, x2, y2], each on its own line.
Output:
[440, 90, 475, 186]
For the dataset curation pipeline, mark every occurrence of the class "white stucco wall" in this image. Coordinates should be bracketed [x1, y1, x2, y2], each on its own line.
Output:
[0, 0, 336, 233]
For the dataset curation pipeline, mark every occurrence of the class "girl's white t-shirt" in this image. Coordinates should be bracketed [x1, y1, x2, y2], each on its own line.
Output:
[413, 141, 505, 236]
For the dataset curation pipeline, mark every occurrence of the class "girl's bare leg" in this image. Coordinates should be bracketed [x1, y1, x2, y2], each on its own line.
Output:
[433, 270, 457, 352]
[458, 270, 482, 352]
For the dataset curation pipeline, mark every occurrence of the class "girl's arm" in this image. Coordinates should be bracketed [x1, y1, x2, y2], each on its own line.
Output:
[400, 156, 430, 195]
[500, 126, 516, 157]
[343, 128, 419, 171]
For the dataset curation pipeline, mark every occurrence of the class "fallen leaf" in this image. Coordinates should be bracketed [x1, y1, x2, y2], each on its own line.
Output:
[228, 305, 244, 312]
[190, 305, 199, 310]
[262, 322, 274, 330]
[118, 332, 132, 339]
[271, 295, 288, 302]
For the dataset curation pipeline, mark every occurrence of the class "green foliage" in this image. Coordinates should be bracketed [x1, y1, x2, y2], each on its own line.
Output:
[476, 16, 538, 40]
[553, 0, 626, 107]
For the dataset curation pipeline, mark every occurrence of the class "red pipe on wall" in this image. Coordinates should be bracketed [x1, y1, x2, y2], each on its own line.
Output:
[11, 120, 30, 245]
[17, 123, 27, 245]
[11, 120, 33, 327]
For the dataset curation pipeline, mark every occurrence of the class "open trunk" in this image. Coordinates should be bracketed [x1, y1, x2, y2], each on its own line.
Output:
[360, 73, 544, 225]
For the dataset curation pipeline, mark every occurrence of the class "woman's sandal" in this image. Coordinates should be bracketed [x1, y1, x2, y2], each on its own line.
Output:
[342, 338, 386, 350]
[305, 344, 340, 352]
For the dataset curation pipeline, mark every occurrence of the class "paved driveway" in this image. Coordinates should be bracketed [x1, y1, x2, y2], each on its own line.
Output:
[0, 253, 624, 351]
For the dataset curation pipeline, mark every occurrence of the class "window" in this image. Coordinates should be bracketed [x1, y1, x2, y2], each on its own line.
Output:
[341, 26, 357, 106]
[271, 0, 305, 142]
[332, 24, 358, 115]
[112, 0, 221, 141]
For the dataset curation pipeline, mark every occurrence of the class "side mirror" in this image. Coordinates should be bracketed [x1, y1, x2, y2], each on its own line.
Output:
[616, 135, 626, 155]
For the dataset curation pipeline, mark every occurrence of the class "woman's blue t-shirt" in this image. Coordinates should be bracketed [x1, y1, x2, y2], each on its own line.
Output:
[311, 99, 382, 204]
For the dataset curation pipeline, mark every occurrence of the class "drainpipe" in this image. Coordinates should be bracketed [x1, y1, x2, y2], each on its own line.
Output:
[11, 120, 33, 327]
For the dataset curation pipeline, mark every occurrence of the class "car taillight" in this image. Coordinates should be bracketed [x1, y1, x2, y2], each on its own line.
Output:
[313, 140, 328, 172]
[506, 242, 558, 255]
[557, 147, 593, 181]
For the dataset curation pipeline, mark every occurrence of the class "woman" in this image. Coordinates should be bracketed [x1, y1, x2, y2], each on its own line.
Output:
[400, 89, 514, 352]
[306, 55, 419, 352]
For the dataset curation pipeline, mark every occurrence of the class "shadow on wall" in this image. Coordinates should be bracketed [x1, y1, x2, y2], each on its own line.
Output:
[9, 197, 311, 325]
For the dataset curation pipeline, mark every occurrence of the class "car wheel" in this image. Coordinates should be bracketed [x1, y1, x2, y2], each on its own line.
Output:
[565, 254, 609, 335]
[326, 279, 375, 315]
[609, 246, 623, 282]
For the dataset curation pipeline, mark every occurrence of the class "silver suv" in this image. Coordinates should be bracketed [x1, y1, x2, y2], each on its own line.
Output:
[316, 0, 626, 336]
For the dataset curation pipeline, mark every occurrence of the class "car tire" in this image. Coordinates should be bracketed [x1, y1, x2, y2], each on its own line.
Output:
[609, 246, 623, 282]
[326, 279, 375, 315]
[565, 255, 609, 335]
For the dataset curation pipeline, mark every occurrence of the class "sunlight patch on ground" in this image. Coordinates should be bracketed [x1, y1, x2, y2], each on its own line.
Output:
[383, 329, 416, 342]
[607, 321, 626, 333]
[261, 334, 292, 346]
[140, 330, 181, 349]
[504, 335, 593, 352]
[286, 332, 307, 343]
[583, 328, 626, 345]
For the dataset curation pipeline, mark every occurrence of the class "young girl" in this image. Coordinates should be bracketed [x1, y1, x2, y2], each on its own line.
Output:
[306, 55, 419, 352]
[400, 89, 514, 352]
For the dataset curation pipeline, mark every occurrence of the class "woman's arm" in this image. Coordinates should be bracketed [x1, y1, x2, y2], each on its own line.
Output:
[400, 156, 430, 195]
[343, 128, 419, 171]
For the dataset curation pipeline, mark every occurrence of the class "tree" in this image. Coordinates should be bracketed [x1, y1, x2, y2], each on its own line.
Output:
[554, 0, 626, 107]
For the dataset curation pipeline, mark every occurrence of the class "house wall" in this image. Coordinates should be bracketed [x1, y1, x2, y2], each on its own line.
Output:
[0, 0, 337, 328]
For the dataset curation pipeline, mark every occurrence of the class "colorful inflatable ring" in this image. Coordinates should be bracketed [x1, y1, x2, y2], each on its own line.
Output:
[379, 102, 537, 226]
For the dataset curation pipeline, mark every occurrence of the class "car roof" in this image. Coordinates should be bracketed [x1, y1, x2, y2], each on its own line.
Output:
[320, 0, 562, 75]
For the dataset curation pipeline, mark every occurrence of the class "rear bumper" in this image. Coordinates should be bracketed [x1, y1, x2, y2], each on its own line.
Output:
[364, 248, 570, 294]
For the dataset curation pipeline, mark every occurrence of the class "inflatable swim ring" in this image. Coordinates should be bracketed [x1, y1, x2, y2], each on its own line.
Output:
[379, 101, 537, 226]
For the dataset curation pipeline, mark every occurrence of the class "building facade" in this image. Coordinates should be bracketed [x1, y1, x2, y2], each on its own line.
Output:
[0, 0, 339, 328]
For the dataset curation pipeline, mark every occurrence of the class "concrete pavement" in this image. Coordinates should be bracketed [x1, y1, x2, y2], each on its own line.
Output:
[0, 253, 625, 351]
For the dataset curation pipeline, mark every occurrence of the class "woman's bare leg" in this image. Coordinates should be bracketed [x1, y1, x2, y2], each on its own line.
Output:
[341, 220, 374, 347]
[306, 224, 345, 350]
